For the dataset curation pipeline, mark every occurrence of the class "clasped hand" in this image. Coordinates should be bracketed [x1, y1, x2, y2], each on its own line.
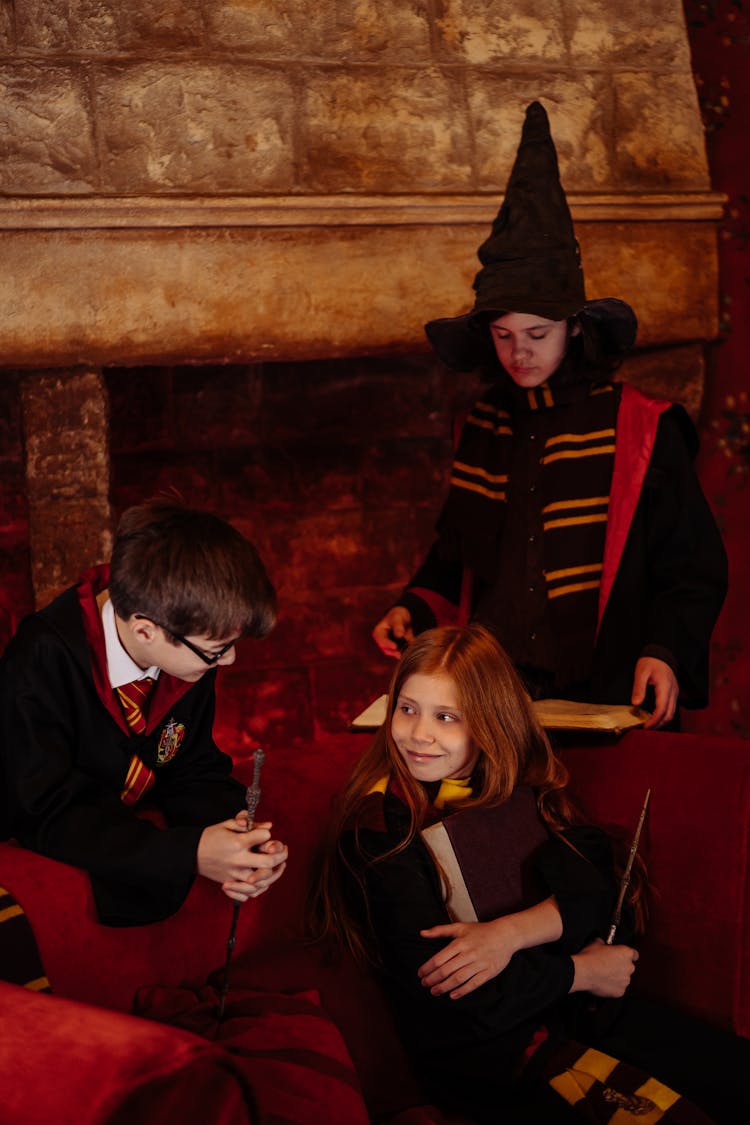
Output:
[197, 812, 288, 903]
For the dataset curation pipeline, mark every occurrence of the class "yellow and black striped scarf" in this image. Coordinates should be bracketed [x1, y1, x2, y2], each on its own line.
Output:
[439, 375, 621, 684]
[539, 1040, 713, 1123]
[0, 885, 51, 993]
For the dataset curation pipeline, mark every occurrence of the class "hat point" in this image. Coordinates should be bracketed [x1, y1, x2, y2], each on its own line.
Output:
[424, 101, 636, 370]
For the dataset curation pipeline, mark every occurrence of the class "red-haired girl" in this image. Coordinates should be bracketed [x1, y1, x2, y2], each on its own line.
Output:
[316, 625, 747, 1123]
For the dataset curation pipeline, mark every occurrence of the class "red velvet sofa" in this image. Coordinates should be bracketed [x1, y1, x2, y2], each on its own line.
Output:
[1, 729, 748, 1124]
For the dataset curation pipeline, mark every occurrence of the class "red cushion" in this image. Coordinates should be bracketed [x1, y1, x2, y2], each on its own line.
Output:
[0, 980, 252, 1125]
[560, 730, 750, 1036]
[135, 984, 370, 1125]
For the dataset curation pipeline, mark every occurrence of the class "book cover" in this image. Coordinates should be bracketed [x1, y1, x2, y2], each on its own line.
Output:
[420, 786, 550, 923]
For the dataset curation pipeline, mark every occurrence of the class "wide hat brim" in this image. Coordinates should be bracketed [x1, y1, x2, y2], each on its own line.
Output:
[425, 297, 638, 373]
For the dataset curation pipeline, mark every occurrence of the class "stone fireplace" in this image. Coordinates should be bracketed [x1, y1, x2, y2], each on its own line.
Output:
[0, 1, 723, 748]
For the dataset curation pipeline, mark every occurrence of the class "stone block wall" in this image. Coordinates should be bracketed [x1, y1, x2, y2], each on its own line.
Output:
[1, 0, 706, 197]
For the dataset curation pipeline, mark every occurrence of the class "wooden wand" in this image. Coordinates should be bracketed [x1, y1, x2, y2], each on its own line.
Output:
[606, 787, 651, 945]
[216, 747, 265, 1022]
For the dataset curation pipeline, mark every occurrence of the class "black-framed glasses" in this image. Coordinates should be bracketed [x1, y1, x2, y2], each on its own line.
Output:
[134, 615, 240, 666]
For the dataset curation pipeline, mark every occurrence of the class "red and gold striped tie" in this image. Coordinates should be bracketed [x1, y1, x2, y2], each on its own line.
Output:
[116, 677, 157, 805]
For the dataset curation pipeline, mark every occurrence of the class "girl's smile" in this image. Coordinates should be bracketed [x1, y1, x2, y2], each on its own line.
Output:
[391, 672, 478, 782]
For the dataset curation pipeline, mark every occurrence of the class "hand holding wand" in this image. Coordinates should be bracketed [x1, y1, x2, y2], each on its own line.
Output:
[606, 787, 651, 945]
[216, 748, 265, 1023]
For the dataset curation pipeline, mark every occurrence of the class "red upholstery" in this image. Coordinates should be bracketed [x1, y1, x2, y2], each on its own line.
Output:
[0, 979, 253, 1125]
[559, 731, 750, 1037]
[1, 730, 748, 1123]
[134, 984, 371, 1125]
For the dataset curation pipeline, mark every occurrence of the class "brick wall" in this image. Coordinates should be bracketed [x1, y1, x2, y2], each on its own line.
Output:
[0, 373, 32, 654]
[106, 356, 482, 756]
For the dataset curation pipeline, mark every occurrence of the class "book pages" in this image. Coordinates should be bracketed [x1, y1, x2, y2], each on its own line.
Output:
[351, 694, 649, 733]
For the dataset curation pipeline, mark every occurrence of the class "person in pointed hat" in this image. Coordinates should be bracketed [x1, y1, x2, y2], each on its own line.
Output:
[372, 101, 726, 728]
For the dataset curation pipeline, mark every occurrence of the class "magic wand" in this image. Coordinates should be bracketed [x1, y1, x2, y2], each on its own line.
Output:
[216, 747, 265, 1022]
[606, 787, 651, 945]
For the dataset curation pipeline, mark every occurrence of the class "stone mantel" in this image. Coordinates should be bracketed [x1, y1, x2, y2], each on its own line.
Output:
[0, 191, 725, 369]
[0, 192, 726, 228]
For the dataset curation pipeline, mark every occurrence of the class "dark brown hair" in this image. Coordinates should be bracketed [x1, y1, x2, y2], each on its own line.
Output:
[109, 498, 276, 640]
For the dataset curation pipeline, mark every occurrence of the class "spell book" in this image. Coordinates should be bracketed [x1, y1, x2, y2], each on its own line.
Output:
[420, 785, 550, 923]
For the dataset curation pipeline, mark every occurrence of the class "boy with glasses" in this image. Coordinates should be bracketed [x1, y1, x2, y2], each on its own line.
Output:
[0, 498, 288, 926]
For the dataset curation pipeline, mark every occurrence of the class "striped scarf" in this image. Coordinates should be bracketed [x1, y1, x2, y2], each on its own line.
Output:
[539, 1040, 713, 1123]
[439, 374, 621, 690]
[0, 886, 51, 993]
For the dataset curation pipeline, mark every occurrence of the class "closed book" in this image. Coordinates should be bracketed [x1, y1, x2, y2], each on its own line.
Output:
[420, 786, 549, 923]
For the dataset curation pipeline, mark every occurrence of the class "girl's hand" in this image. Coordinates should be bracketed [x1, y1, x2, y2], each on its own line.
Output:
[418, 898, 564, 999]
[570, 938, 638, 997]
[418, 917, 525, 999]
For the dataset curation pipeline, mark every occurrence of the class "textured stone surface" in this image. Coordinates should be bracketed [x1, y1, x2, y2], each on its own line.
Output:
[16, 0, 206, 51]
[566, 0, 692, 68]
[578, 221, 719, 345]
[217, 661, 315, 751]
[470, 78, 612, 191]
[206, 0, 432, 60]
[20, 369, 112, 607]
[0, 1, 709, 198]
[21, 370, 110, 501]
[0, 1, 13, 45]
[103, 354, 470, 743]
[312, 655, 392, 736]
[0, 66, 97, 192]
[95, 63, 295, 192]
[615, 72, 710, 190]
[301, 68, 472, 193]
[434, 0, 567, 64]
[0, 219, 720, 366]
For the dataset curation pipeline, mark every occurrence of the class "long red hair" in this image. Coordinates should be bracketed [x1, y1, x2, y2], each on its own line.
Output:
[349, 623, 574, 838]
[312, 625, 587, 961]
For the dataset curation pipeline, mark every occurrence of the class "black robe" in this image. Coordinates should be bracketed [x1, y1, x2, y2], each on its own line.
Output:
[398, 384, 727, 708]
[339, 786, 617, 1115]
[339, 787, 749, 1124]
[0, 573, 245, 925]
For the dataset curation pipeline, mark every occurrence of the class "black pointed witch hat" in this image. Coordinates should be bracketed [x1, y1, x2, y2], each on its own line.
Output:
[425, 101, 637, 371]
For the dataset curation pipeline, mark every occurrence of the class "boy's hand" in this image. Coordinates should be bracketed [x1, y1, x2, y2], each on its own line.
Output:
[372, 606, 414, 658]
[197, 816, 288, 903]
[632, 656, 678, 729]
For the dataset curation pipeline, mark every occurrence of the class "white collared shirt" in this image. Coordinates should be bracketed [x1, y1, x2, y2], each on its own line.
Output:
[101, 598, 160, 689]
